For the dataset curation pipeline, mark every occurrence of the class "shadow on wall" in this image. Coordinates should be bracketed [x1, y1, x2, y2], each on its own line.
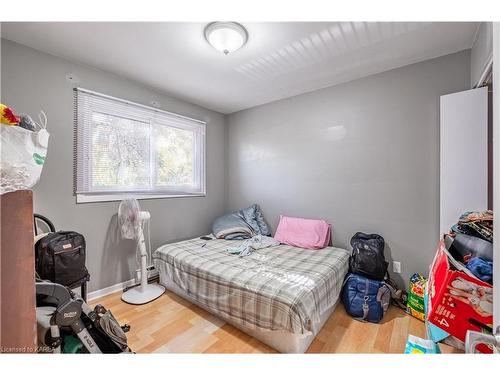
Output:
[102, 213, 137, 287]
[383, 243, 404, 288]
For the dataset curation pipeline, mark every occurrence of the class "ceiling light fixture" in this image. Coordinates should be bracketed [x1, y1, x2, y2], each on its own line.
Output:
[204, 22, 248, 55]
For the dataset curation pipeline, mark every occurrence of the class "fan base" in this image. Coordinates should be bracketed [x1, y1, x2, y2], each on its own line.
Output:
[121, 283, 165, 305]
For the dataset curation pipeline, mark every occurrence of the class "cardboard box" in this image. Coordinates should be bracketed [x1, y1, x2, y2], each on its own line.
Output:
[427, 241, 493, 353]
[407, 273, 426, 321]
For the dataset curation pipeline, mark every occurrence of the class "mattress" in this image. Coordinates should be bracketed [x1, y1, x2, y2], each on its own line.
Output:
[160, 271, 339, 353]
[154, 236, 349, 351]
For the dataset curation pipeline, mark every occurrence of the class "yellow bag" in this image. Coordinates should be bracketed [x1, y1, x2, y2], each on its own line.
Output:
[0, 103, 20, 126]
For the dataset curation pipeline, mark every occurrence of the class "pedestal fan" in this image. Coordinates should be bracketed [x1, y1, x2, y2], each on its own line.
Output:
[118, 198, 165, 304]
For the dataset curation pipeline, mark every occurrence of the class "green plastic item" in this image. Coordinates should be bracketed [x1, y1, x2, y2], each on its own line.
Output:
[62, 334, 85, 353]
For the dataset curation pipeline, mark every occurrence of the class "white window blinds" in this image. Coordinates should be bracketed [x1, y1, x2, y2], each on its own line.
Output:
[74, 88, 206, 203]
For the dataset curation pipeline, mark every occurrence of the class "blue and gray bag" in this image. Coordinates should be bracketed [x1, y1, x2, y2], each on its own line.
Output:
[342, 273, 391, 323]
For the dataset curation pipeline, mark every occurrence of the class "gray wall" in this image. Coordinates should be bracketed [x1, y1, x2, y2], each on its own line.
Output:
[226, 50, 471, 286]
[1, 39, 227, 293]
[1, 37, 472, 291]
[470, 22, 493, 88]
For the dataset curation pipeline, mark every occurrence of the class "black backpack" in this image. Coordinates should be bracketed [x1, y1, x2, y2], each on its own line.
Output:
[349, 232, 388, 281]
[35, 231, 89, 288]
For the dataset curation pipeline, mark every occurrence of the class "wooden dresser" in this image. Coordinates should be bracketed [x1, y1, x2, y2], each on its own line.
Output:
[0, 190, 37, 353]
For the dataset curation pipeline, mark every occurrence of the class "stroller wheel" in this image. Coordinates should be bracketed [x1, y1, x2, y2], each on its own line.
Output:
[121, 324, 131, 333]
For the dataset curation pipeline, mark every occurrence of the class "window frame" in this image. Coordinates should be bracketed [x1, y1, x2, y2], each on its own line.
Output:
[74, 88, 206, 203]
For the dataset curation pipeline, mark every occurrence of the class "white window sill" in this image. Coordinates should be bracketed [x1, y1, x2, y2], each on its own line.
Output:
[76, 192, 206, 204]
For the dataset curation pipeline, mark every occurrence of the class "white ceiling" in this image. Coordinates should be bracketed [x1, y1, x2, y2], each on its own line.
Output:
[2, 22, 479, 114]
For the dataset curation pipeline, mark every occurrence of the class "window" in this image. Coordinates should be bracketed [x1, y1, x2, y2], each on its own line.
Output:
[74, 89, 206, 203]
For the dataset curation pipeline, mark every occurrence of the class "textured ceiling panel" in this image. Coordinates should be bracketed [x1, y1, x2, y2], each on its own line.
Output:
[1, 22, 479, 113]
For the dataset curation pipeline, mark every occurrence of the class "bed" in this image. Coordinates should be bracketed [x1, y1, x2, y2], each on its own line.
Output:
[153, 235, 350, 353]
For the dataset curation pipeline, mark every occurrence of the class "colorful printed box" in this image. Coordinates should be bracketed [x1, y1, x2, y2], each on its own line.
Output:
[407, 273, 426, 321]
[427, 241, 493, 353]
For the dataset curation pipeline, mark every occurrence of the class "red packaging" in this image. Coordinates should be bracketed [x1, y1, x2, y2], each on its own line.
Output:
[427, 241, 493, 353]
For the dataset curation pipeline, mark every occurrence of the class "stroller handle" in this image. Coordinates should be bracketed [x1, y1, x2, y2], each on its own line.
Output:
[36, 281, 85, 329]
[36, 281, 73, 306]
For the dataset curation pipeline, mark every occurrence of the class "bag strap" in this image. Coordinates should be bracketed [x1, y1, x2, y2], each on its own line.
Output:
[341, 273, 352, 289]
[352, 293, 371, 323]
[362, 295, 370, 320]
[359, 277, 370, 321]
[383, 275, 408, 310]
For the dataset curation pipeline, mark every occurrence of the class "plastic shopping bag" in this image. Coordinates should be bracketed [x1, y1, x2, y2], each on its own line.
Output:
[0, 112, 49, 194]
[404, 335, 440, 354]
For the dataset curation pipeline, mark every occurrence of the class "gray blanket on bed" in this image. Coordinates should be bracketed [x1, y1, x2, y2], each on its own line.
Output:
[212, 204, 271, 240]
[154, 237, 350, 334]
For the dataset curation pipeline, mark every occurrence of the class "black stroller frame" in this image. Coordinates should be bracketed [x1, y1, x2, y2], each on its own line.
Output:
[36, 280, 132, 353]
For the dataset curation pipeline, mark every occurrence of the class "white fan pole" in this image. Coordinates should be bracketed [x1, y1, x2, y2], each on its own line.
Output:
[137, 220, 148, 291]
[121, 211, 165, 305]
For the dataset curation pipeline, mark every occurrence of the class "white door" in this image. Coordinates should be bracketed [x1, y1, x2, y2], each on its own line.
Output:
[440, 87, 488, 236]
[465, 22, 500, 353]
[492, 21, 500, 348]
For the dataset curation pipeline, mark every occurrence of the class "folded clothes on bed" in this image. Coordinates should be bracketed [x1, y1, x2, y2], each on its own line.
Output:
[227, 235, 280, 257]
[212, 204, 271, 240]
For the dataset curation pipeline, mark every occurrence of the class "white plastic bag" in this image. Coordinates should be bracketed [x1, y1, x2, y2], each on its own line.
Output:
[0, 112, 49, 194]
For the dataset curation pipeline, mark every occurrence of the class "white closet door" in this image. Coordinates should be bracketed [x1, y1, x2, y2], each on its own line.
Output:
[493, 21, 499, 341]
[440, 86, 488, 236]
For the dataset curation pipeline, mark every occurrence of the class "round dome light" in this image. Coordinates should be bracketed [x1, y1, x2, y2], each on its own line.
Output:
[204, 22, 248, 55]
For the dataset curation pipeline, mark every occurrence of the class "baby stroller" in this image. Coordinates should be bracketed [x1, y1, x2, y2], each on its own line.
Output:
[36, 278, 133, 353]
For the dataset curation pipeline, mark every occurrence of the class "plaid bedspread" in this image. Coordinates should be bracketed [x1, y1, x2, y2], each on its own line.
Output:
[154, 236, 350, 334]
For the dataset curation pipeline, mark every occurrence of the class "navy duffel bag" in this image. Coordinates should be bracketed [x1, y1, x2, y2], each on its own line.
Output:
[342, 273, 391, 323]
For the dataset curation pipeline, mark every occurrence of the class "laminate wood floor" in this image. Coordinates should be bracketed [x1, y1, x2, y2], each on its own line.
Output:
[92, 289, 462, 354]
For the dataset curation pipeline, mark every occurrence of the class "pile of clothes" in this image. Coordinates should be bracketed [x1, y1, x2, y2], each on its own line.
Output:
[226, 234, 280, 257]
[211, 204, 278, 257]
[212, 204, 271, 240]
[212, 205, 335, 256]
[445, 210, 493, 284]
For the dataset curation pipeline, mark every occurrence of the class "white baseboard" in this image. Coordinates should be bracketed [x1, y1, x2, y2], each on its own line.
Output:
[87, 278, 136, 302]
[87, 266, 161, 302]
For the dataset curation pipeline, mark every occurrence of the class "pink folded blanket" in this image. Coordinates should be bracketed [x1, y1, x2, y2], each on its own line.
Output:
[274, 215, 332, 249]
